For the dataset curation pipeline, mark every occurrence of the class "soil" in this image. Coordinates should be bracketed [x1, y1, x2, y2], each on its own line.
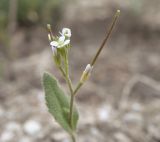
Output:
[0, 0, 160, 142]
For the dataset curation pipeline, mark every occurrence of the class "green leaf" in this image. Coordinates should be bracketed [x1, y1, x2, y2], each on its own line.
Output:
[42, 72, 79, 133]
[62, 106, 79, 131]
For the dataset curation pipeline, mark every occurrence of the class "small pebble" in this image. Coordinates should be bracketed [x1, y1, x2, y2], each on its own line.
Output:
[131, 103, 142, 112]
[98, 105, 111, 122]
[114, 132, 131, 142]
[123, 112, 143, 124]
[148, 124, 160, 139]
[23, 120, 41, 136]
[5, 122, 21, 132]
[51, 131, 68, 141]
[1, 131, 14, 142]
[18, 137, 31, 142]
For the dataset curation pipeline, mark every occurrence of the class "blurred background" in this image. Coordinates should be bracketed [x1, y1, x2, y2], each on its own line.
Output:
[0, 0, 160, 142]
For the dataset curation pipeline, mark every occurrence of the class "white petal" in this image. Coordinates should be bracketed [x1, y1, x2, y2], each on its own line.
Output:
[51, 46, 57, 56]
[62, 28, 71, 37]
[57, 40, 70, 48]
[59, 36, 65, 42]
[63, 40, 70, 46]
[62, 28, 70, 34]
[50, 41, 58, 47]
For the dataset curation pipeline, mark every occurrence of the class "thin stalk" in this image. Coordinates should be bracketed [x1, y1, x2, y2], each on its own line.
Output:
[47, 24, 54, 41]
[58, 66, 66, 78]
[59, 66, 73, 95]
[71, 133, 76, 142]
[72, 10, 120, 95]
[91, 10, 120, 66]
[59, 64, 74, 129]
[63, 48, 75, 128]
[69, 93, 74, 128]
[64, 49, 73, 94]
[65, 49, 69, 77]
[73, 82, 83, 96]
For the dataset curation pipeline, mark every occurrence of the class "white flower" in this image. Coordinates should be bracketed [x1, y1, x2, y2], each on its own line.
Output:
[50, 36, 70, 49]
[61, 28, 71, 38]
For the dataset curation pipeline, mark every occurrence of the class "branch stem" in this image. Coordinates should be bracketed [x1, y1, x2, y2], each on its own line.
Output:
[59, 66, 73, 95]
[71, 10, 120, 97]
[71, 133, 76, 142]
[90, 10, 120, 66]
[73, 82, 83, 96]
[59, 65, 74, 128]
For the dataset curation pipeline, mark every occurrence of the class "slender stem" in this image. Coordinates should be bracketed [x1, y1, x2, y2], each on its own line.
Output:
[58, 66, 66, 78]
[69, 93, 74, 128]
[71, 10, 120, 96]
[59, 64, 74, 128]
[68, 82, 82, 130]
[65, 49, 69, 77]
[90, 10, 120, 66]
[59, 66, 73, 95]
[73, 82, 83, 96]
[47, 24, 54, 41]
[62, 48, 75, 128]
[64, 49, 73, 94]
[71, 133, 76, 142]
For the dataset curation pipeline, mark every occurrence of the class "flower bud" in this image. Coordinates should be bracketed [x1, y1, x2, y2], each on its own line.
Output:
[48, 34, 52, 42]
[47, 24, 51, 31]
[80, 64, 93, 83]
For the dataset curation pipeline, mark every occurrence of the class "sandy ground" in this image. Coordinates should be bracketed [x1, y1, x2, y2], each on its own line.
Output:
[0, 0, 160, 142]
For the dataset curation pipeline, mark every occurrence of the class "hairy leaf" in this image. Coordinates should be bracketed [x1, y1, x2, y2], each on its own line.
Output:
[43, 72, 79, 133]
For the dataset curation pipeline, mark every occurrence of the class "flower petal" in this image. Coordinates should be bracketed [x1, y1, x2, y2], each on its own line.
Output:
[62, 28, 71, 38]
[50, 41, 58, 47]
[51, 46, 57, 56]
[63, 40, 70, 46]
[59, 36, 65, 42]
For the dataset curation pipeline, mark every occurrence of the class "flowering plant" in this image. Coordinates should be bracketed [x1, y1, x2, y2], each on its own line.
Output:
[42, 10, 120, 142]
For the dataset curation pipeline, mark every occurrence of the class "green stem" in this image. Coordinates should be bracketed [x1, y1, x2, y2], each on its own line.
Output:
[69, 93, 74, 128]
[59, 65, 74, 128]
[73, 82, 83, 96]
[59, 66, 73, 95]
[58, 66, 66, 78]
[90, 10, 120, 66]
[68, 83, 83, 129]
[71, 10, 120, 96]
[62, 48, 75, 128]
[71, 133, 76, 142]
[65, 48, 69, 76]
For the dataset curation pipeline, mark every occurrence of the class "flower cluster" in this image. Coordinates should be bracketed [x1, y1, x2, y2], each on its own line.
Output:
[47, 26, 72, 66]
[50, 28, 71, 56]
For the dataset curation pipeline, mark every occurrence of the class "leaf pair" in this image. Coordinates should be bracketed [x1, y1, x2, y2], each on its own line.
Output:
[43, 72, 79, 135]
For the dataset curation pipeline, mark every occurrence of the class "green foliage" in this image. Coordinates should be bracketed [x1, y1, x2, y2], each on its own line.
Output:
[0, 0, 64, 54]
[0, 0, 63, 31]
[43, 72, 79, 134]
[17, 0, 63, 26]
